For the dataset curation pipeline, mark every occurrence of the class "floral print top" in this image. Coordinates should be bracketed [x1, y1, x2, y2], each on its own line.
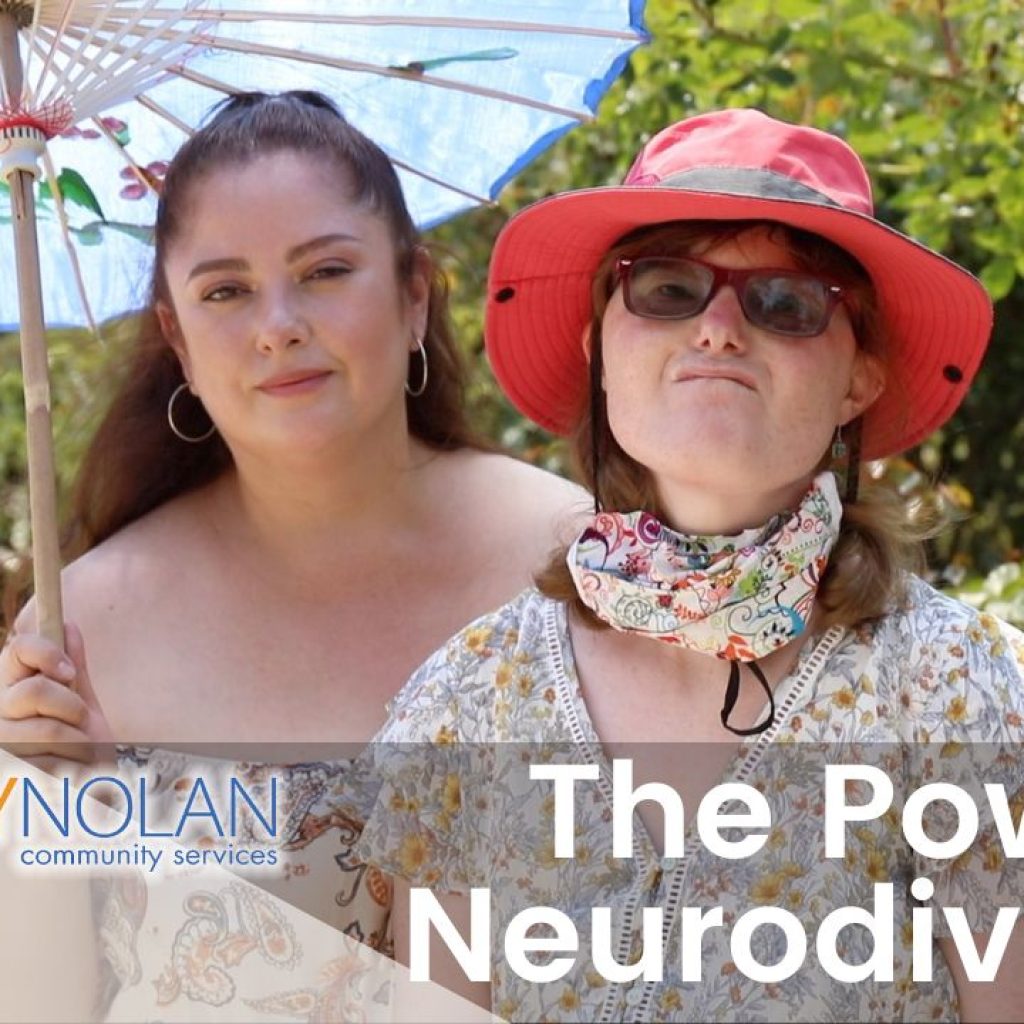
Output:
[98, 749, 392, 1023]
[359, 578, 1024, 1023]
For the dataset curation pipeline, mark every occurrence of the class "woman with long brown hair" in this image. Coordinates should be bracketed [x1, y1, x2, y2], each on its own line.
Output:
[0, 91, 583, 1020]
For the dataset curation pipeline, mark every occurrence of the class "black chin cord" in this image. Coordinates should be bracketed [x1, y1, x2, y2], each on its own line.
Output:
[720, 661, 776, 736]
[589, 331, 604, 515]
[844, 417, 863, 505]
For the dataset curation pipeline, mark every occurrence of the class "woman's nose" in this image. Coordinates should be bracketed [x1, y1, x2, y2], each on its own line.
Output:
[692, 285, 748, 353]
[256, 289, 310, 352]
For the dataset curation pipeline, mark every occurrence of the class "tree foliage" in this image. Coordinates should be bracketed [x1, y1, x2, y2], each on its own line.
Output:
[1, 0, 1022, 619]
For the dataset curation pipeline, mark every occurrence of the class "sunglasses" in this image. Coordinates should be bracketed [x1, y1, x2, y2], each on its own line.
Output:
[615, 255, 847, 337]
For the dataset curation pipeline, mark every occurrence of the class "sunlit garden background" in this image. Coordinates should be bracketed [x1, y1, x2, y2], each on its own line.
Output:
[2, 0, 1023, 623]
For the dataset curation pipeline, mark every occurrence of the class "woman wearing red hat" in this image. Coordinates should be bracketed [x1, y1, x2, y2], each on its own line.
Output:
[361, 109, 1024, 1021]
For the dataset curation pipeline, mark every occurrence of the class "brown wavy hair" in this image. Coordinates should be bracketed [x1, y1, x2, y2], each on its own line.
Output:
[536, 220, 936, 630]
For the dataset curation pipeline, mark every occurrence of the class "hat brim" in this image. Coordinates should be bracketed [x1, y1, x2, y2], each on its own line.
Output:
[485, 186, 993, 460]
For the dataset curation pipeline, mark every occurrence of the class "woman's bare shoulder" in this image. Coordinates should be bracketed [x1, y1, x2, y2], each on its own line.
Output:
[57, 491, 211, 626]
[453, 451, 588, 524]
[437, 450, 590, 564]
[456, 449, 588, 508]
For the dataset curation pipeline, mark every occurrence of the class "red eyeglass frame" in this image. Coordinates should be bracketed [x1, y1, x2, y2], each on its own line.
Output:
[614, 255, 848, 337]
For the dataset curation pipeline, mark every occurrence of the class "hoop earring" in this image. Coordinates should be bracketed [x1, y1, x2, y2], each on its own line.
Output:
[405, 335, 428, 397]
[167, 383, 217, 443]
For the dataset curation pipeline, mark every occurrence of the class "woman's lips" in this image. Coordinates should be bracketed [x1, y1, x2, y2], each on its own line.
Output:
[256, 370, 333, 396]
[674, 371, 756, 390]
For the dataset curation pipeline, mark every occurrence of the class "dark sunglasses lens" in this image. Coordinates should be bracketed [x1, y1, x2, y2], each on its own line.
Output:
[625, 258, 714, 319]
[742, 275, 831, 336]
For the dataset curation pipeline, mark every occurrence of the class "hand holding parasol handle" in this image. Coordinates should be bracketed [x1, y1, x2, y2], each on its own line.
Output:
[1, 13, 64, 649]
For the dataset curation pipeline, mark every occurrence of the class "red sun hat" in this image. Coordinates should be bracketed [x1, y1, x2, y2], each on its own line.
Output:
[485, 107, 993, 460]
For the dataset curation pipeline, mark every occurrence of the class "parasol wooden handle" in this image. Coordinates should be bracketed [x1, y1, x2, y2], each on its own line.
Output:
[1, 14, 64, 649]
[8, 168, 65, 649]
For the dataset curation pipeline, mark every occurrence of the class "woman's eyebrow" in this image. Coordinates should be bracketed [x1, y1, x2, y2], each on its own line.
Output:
[187, 257, 248, 282]
[186, 234, 362, 282]
[286, 233, 361, 262]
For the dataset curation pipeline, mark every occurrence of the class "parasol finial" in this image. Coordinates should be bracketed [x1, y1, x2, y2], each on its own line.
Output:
[0, 2, 32, 31]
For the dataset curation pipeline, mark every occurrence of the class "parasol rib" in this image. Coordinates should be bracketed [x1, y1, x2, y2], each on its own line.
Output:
[18, 0, 42, 97]
[92, 111, 162, 199]
[41, 148, 97, 335]
[107, 10, 640, 40]
[134, 91, 193, 137]
[387, 155, 493, 207]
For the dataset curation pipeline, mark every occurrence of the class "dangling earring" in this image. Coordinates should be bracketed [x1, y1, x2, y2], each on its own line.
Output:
[831, 420, 863, 504]
[831, 425, 847, 461]
[167, 383, 217, 443]
[405, 334, 428, 397]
